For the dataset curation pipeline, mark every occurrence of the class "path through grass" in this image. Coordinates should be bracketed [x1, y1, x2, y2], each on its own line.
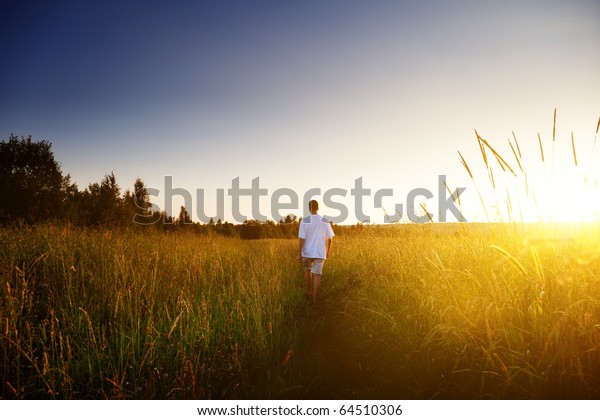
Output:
[2, 223, 600, 399]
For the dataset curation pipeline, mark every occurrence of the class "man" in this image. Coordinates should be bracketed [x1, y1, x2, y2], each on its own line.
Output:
[297, 199, 335, 303]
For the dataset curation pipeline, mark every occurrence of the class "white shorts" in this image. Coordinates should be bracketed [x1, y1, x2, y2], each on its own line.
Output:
[302, 258, 325, 275]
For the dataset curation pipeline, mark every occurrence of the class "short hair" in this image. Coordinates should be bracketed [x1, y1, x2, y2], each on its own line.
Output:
[308, 199, 319, 212]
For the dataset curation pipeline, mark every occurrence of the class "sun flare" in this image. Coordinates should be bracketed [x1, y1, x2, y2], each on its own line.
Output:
[461, 114, 600, 223]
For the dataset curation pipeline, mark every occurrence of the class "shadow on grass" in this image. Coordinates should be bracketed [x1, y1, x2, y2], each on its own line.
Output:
[273, 267, 420, 399]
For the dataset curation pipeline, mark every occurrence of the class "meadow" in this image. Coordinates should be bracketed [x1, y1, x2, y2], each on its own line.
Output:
[2, 222, 600, 399]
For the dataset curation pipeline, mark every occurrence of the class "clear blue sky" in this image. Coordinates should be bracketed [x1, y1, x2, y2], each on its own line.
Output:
[2, 0, 599, 222]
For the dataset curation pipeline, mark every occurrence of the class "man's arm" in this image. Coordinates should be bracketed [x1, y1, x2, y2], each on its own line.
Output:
[326, 237, 332, 259]
[297, 238, 305, 262]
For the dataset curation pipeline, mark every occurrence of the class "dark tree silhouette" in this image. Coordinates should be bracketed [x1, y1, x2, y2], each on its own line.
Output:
[79, 172, 125, 225]
[128, 178, 158, 225]
[0, 135, 69, 223]
[177, 206, 192, 225]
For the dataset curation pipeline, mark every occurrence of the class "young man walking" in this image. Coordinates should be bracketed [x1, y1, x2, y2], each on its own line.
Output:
[297, 200, 335, 303]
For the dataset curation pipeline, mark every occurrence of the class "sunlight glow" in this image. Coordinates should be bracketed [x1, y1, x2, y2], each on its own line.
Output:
[462, 116, 600, 223]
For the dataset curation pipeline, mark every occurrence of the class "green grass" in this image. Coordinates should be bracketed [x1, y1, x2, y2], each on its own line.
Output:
[1, 226, 304, 398]
[2, 223, 600, 399]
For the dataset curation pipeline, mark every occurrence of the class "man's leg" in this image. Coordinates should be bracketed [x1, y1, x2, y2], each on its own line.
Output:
[312, 274, 321, 303]
[305, 269, 312, 296]
[311, 260, 325, 303]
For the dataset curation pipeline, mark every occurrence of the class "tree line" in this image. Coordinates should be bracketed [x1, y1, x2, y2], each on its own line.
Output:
[1, 135, 363, 238]
[1, 135, 150, 226]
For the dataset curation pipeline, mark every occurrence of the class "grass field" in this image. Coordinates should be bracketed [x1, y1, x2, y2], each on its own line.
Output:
[2, 223, 600, 399]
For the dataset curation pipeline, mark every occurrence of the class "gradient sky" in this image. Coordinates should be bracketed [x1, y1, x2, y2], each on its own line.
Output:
[2, 0, 599, 223]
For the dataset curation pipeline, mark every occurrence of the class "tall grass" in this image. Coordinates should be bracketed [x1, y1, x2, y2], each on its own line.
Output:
[1, 226, 304, 398]
[307, 223, 600, 398]
[2, 223, 600, 398]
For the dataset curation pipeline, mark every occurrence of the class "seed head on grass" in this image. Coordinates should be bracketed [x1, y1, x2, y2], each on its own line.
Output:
[508, 138, 523, 173]
[476, 130, 518, 177]
[489, 245, 528, 276]
[553, 108, 557, 142]
[571, 132, 578, 167]
[513, 131, 522, 158]
[458, 151, 474, 179]
[443, 180, 462, 206]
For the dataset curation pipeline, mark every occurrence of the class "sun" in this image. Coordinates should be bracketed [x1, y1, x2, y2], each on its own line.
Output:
[534, 170, 600, 223]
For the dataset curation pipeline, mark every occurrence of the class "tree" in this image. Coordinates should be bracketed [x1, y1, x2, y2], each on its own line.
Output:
[100, 172, 122, 223]
[239, 219, 266, 239]
[177, 206, 192, 225]
[79, 172, 125, 225]
[128, 178, 158, 225]
[62, 178, 88, 224]
[0, 135, 69, 223]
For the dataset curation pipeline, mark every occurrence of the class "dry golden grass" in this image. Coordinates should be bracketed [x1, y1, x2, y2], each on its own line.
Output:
[2, 222, 600, 399]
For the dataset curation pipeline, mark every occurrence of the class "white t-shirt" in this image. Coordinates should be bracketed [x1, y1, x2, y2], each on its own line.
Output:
[298, 214, 335, 259]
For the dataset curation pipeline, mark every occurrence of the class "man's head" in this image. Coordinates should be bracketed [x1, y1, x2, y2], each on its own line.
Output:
[308, 199, 319, 214]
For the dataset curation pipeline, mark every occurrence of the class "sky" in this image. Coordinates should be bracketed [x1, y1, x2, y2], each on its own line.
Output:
[2, 0, 599, 223]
